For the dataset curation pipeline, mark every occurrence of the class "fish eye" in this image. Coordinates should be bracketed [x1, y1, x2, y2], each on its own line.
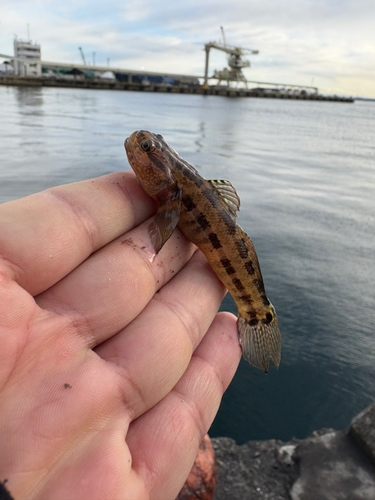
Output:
[140, 140, 154, 153]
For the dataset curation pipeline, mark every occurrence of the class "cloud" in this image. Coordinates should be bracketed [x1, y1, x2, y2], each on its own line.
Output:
[1, 0, 374, 96]
[122, 0, 154, 22]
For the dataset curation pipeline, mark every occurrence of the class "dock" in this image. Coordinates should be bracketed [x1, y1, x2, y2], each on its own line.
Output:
[0, 75, 354, 102]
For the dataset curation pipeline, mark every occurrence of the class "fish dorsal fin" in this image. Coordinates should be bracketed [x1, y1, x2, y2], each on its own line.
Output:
[209, 179, 240, 218]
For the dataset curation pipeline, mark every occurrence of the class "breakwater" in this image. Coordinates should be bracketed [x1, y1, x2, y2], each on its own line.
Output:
[0, 75, 354, 102]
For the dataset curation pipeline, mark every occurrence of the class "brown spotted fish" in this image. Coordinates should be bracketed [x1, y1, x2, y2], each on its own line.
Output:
[125, 130, 281, 372]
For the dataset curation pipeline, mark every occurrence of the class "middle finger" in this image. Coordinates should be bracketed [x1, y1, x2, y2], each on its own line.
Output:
[36, 218, 196, 346]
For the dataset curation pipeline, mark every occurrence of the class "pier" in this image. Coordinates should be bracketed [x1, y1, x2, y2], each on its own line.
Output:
[0, 75, 354, 102]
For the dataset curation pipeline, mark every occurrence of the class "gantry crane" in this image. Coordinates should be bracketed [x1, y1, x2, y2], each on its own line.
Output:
[203, 27, 259, 88]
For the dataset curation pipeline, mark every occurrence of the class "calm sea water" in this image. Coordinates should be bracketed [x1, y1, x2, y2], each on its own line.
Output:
[1, 85, 374, 444]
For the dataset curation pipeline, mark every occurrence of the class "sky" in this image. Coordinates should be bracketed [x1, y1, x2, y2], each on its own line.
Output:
[1, 0, 375, 97]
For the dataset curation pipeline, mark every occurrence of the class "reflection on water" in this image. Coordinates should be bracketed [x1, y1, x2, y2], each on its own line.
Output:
[16, 86, 45, 110]
[194, 121, 205, 152]
[1, 85, 375, 443]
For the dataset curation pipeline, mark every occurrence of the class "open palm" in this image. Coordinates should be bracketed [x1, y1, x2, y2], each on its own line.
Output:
[0, 171, 240, 500]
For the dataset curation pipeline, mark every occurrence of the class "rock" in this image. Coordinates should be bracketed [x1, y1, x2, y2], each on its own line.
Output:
[290, 429, 375, 500]
[278, 444, 297, 466]
[177, 434, 216, 500]
[211, 424, 375, 499]
[212, 436, 298, 500]
[350, 402, 375, 464]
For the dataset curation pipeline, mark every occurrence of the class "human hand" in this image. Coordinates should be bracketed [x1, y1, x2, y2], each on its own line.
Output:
[0, 171, 240, 500]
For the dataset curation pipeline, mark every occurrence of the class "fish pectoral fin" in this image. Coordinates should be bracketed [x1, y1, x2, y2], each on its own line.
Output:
[148, 183, 182, 253]
[209, 179, 240, 218]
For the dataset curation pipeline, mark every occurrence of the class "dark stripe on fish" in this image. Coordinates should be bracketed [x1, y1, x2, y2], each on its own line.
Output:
[201, 188, 219, 209]
[235, 239, 248, 259]
[208, 232, 222, 249]
[239, 294, 253, 303]
[196, 213, 210, 230]
[245, 261, 255, 274]
[219, 210, 237, 235]
[182, 195, 196, 212]
[220, 258, 236, 275]
[232, 278, 245, 292]
[200, 187, 237, 235]
[151, 156, 169, 173]
[201, 186, 237, 238]
[183, 167, 204, 187]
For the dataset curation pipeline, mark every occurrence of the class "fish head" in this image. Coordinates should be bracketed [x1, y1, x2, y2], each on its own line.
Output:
[125, 130, 175, 198]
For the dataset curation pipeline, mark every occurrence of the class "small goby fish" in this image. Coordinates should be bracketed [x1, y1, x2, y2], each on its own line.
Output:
[125, 130, 281, 372]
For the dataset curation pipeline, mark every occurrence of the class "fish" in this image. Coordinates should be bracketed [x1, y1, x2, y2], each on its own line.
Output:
[124, 130, 281, 372]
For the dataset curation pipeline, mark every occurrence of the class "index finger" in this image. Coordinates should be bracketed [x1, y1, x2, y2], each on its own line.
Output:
[0, 171, 155, 295]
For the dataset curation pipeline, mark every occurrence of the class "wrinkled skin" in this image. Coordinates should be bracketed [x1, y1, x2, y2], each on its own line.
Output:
[0, 171, 240, 500]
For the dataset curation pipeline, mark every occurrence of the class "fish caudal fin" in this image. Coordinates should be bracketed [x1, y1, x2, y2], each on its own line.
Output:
[237, 311, 281, 373]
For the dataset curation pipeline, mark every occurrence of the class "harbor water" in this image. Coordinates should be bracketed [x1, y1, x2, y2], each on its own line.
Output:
[0, 85, 374, 444]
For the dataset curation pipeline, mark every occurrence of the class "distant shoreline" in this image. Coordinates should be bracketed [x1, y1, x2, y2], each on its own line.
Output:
[354, 96, 375, 102]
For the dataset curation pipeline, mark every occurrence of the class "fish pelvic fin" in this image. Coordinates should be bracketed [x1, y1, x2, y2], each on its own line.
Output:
[237, 309, 281, 373]
[148, 182, 182, 253]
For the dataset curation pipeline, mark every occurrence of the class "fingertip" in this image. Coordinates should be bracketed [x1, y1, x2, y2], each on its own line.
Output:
[194, 311, 241, 393]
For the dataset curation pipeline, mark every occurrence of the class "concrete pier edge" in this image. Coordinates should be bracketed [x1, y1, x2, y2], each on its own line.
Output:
[212, 401, 375, 500]
[0, 75, 354, 103]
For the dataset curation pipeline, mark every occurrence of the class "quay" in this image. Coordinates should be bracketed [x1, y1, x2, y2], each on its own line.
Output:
[0, 38, 354, 102]
[0, 75, 354, 102]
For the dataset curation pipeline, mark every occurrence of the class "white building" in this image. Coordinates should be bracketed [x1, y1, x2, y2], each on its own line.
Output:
[13, 39, 41, 77]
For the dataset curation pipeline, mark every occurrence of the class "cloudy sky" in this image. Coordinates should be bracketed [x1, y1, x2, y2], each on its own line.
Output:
[1, 0, 374, 97]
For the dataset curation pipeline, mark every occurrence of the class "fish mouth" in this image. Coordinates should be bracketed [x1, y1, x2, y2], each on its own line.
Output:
[124, 132, 139, 161]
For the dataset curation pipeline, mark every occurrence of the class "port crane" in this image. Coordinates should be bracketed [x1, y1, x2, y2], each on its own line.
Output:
[203, 27, 258, 88]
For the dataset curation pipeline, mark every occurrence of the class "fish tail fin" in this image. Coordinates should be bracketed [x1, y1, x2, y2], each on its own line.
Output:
[237, 308, 281, 373]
